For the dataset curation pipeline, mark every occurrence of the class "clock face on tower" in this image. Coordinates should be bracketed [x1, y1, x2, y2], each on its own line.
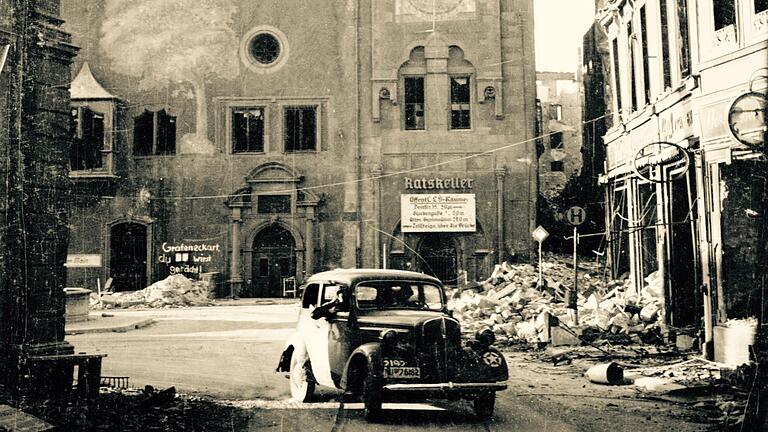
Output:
[398, 0, 475, 21]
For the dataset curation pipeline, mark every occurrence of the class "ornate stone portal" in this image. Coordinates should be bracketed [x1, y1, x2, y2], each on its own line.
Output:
[226, 163, 319, 297]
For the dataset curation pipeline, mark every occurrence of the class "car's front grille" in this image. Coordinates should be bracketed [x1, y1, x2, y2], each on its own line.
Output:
[418, 317, 460, 383]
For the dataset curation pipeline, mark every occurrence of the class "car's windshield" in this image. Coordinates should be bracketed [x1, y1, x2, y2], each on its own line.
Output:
[354, 280, 444, 310]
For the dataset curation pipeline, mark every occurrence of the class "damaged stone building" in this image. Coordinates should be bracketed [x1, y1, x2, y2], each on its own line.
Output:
[0, 0, 103, 396]
[597, 0, 767, 359]
[59, 0, 538, 297]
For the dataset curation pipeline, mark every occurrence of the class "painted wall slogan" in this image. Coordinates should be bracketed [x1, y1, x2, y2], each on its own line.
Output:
[158, 242, 221, 275]
[401, 194, 476, 232]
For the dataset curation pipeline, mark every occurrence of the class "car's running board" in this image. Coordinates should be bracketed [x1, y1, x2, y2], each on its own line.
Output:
[382, 382, 507, 391]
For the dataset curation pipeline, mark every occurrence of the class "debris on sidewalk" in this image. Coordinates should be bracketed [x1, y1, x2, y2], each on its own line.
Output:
[447, 256, 664, 345]
[585, 362, 625, 385]
[92, 274, 214, 309]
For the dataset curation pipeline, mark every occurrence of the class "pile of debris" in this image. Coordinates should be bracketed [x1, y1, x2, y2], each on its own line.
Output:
[93, 274, 214, 309]
[447, 258, 664, 345]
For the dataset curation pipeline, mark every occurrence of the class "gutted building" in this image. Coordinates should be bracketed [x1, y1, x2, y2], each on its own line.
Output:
[60, 0, 538, 297]
[597, 0, 767, 357]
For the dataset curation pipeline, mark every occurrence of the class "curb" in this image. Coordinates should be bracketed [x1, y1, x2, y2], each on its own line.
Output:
[65, 318, 155, 335]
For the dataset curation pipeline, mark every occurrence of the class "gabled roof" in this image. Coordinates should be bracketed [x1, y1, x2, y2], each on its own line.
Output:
[70, 62, 118, 100]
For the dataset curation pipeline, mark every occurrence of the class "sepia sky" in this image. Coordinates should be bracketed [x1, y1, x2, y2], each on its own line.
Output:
[534, 0, 597, 73]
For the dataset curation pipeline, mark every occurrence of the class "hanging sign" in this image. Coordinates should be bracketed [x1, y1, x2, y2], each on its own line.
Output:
[401, 194, 476, 232]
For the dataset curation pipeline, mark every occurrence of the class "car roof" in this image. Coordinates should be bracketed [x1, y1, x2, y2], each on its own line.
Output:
[306, 268, 442, 286]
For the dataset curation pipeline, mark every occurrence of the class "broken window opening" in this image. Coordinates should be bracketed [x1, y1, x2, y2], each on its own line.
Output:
[71, 106, 105, 171]
[134, 109, 176, 156]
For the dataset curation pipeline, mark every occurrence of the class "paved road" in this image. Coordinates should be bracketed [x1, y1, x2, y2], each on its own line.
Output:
[68, 304, 713, 432]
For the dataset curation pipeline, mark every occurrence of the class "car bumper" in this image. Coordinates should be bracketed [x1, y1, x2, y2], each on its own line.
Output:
[382, 381, 507, 392]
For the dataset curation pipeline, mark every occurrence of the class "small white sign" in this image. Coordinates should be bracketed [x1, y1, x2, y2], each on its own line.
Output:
[401, 194, 476, 232]
[532, 226, 549, 243]
[65, 254, 102, 268]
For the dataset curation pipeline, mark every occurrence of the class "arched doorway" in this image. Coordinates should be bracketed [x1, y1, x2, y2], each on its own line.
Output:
[250, 225, 296, 297]
[417, 235, 458, 285]
[110, 222, 147, 291]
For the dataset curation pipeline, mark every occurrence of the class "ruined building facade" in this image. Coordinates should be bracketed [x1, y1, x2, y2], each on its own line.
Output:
[597, 0, 767, 358]
[59, 0, 538, 297]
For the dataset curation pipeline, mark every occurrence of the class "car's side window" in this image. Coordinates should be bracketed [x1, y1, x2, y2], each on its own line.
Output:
[302, 283, 320, 309]
[322, 285, 339, 302]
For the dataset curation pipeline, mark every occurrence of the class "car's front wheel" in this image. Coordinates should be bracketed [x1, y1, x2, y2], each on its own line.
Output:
[289, 353, 315, 402]
[363, 372, 382, 421]
[473, 392, 495, 420]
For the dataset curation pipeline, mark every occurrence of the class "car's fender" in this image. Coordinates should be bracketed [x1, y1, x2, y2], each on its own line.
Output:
[340, 342, 382, 390]
[275, 332, 305, 373]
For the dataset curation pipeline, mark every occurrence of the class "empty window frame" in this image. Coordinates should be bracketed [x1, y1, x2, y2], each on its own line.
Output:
[758, 0, 768, 13]
[284, 106, 317, 152]
[71, 107, 104, 171]
[550, 104, 563, 121]
[450, 76, 471, 129]
[257, 195, 291, 213]
[404, 76, 425, 130]
[550, 132, 564, 149]
[660, 0, 672, 89]
[612, 38, 623, 116]
[713, 0, 736, 30]
[232, 107, 265, 153]
[640, 6, 651, 104]
[550, 161, 564, 172]
[133, 109, 176, 156]
[627, 19, 638, 112]
[676, 0, 691, 78]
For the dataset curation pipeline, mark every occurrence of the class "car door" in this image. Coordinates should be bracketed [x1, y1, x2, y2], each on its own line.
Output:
[323, 284, 353, 386]
[299, 282, 334, 388]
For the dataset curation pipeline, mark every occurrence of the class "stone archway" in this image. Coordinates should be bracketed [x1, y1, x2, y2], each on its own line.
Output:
[248, 224, 296, 298]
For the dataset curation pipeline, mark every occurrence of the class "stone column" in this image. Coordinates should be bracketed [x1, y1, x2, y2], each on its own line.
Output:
[228, 207, 243, 298]
[305, 206, 316, 276]
[495, 167, 506, 264]
[424, 37, 449, 131]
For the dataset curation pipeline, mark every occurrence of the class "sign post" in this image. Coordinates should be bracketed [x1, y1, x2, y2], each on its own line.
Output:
[531, 225, 549, 289]
[565, 206, 586, 324]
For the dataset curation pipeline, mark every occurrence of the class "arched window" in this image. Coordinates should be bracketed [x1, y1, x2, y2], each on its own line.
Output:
[399, 46, 427, 130]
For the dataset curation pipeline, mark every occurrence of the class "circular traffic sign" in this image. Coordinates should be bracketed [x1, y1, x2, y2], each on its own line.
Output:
[565, 206, 586, 226]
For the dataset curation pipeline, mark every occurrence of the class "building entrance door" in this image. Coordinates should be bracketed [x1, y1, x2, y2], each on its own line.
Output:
[251, 225, 296, 297]
[418, 235, 458, 285]
[110, 222, 147, 291]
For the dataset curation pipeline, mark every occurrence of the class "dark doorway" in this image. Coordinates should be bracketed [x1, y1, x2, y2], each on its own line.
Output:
[250, 225, 296, 297]
[110, 223, 147, 291]
[668, 172, 699, 327]
[418, 235, 458, 285]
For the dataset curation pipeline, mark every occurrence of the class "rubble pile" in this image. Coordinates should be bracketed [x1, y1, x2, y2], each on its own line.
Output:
[447, 258, 665, 345]
[94, 274, 214, 309]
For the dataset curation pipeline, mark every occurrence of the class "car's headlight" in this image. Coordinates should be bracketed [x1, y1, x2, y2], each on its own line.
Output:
[380, 329, 398, 346]
[474, 327, 495, 348]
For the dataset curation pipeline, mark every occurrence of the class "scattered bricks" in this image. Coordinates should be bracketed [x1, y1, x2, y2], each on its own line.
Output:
[551, 326, 582, 346]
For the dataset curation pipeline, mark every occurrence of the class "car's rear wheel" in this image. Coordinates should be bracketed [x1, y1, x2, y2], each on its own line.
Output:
[362, 372, 382, 421]
[289, 353, 315, 402]
[473, 392, 495, 420]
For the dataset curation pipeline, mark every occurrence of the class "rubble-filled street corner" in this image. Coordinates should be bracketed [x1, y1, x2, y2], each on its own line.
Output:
[1, 0, 766, 430]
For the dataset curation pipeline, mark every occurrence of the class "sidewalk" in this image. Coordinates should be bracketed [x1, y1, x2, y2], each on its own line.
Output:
[65, 313, 155, 335]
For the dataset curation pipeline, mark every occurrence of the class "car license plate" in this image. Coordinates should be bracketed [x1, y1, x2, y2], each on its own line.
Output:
[384, 367, 420, 379]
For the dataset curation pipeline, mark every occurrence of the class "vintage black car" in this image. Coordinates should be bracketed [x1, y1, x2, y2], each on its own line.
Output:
[276, 269, 508, 421]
